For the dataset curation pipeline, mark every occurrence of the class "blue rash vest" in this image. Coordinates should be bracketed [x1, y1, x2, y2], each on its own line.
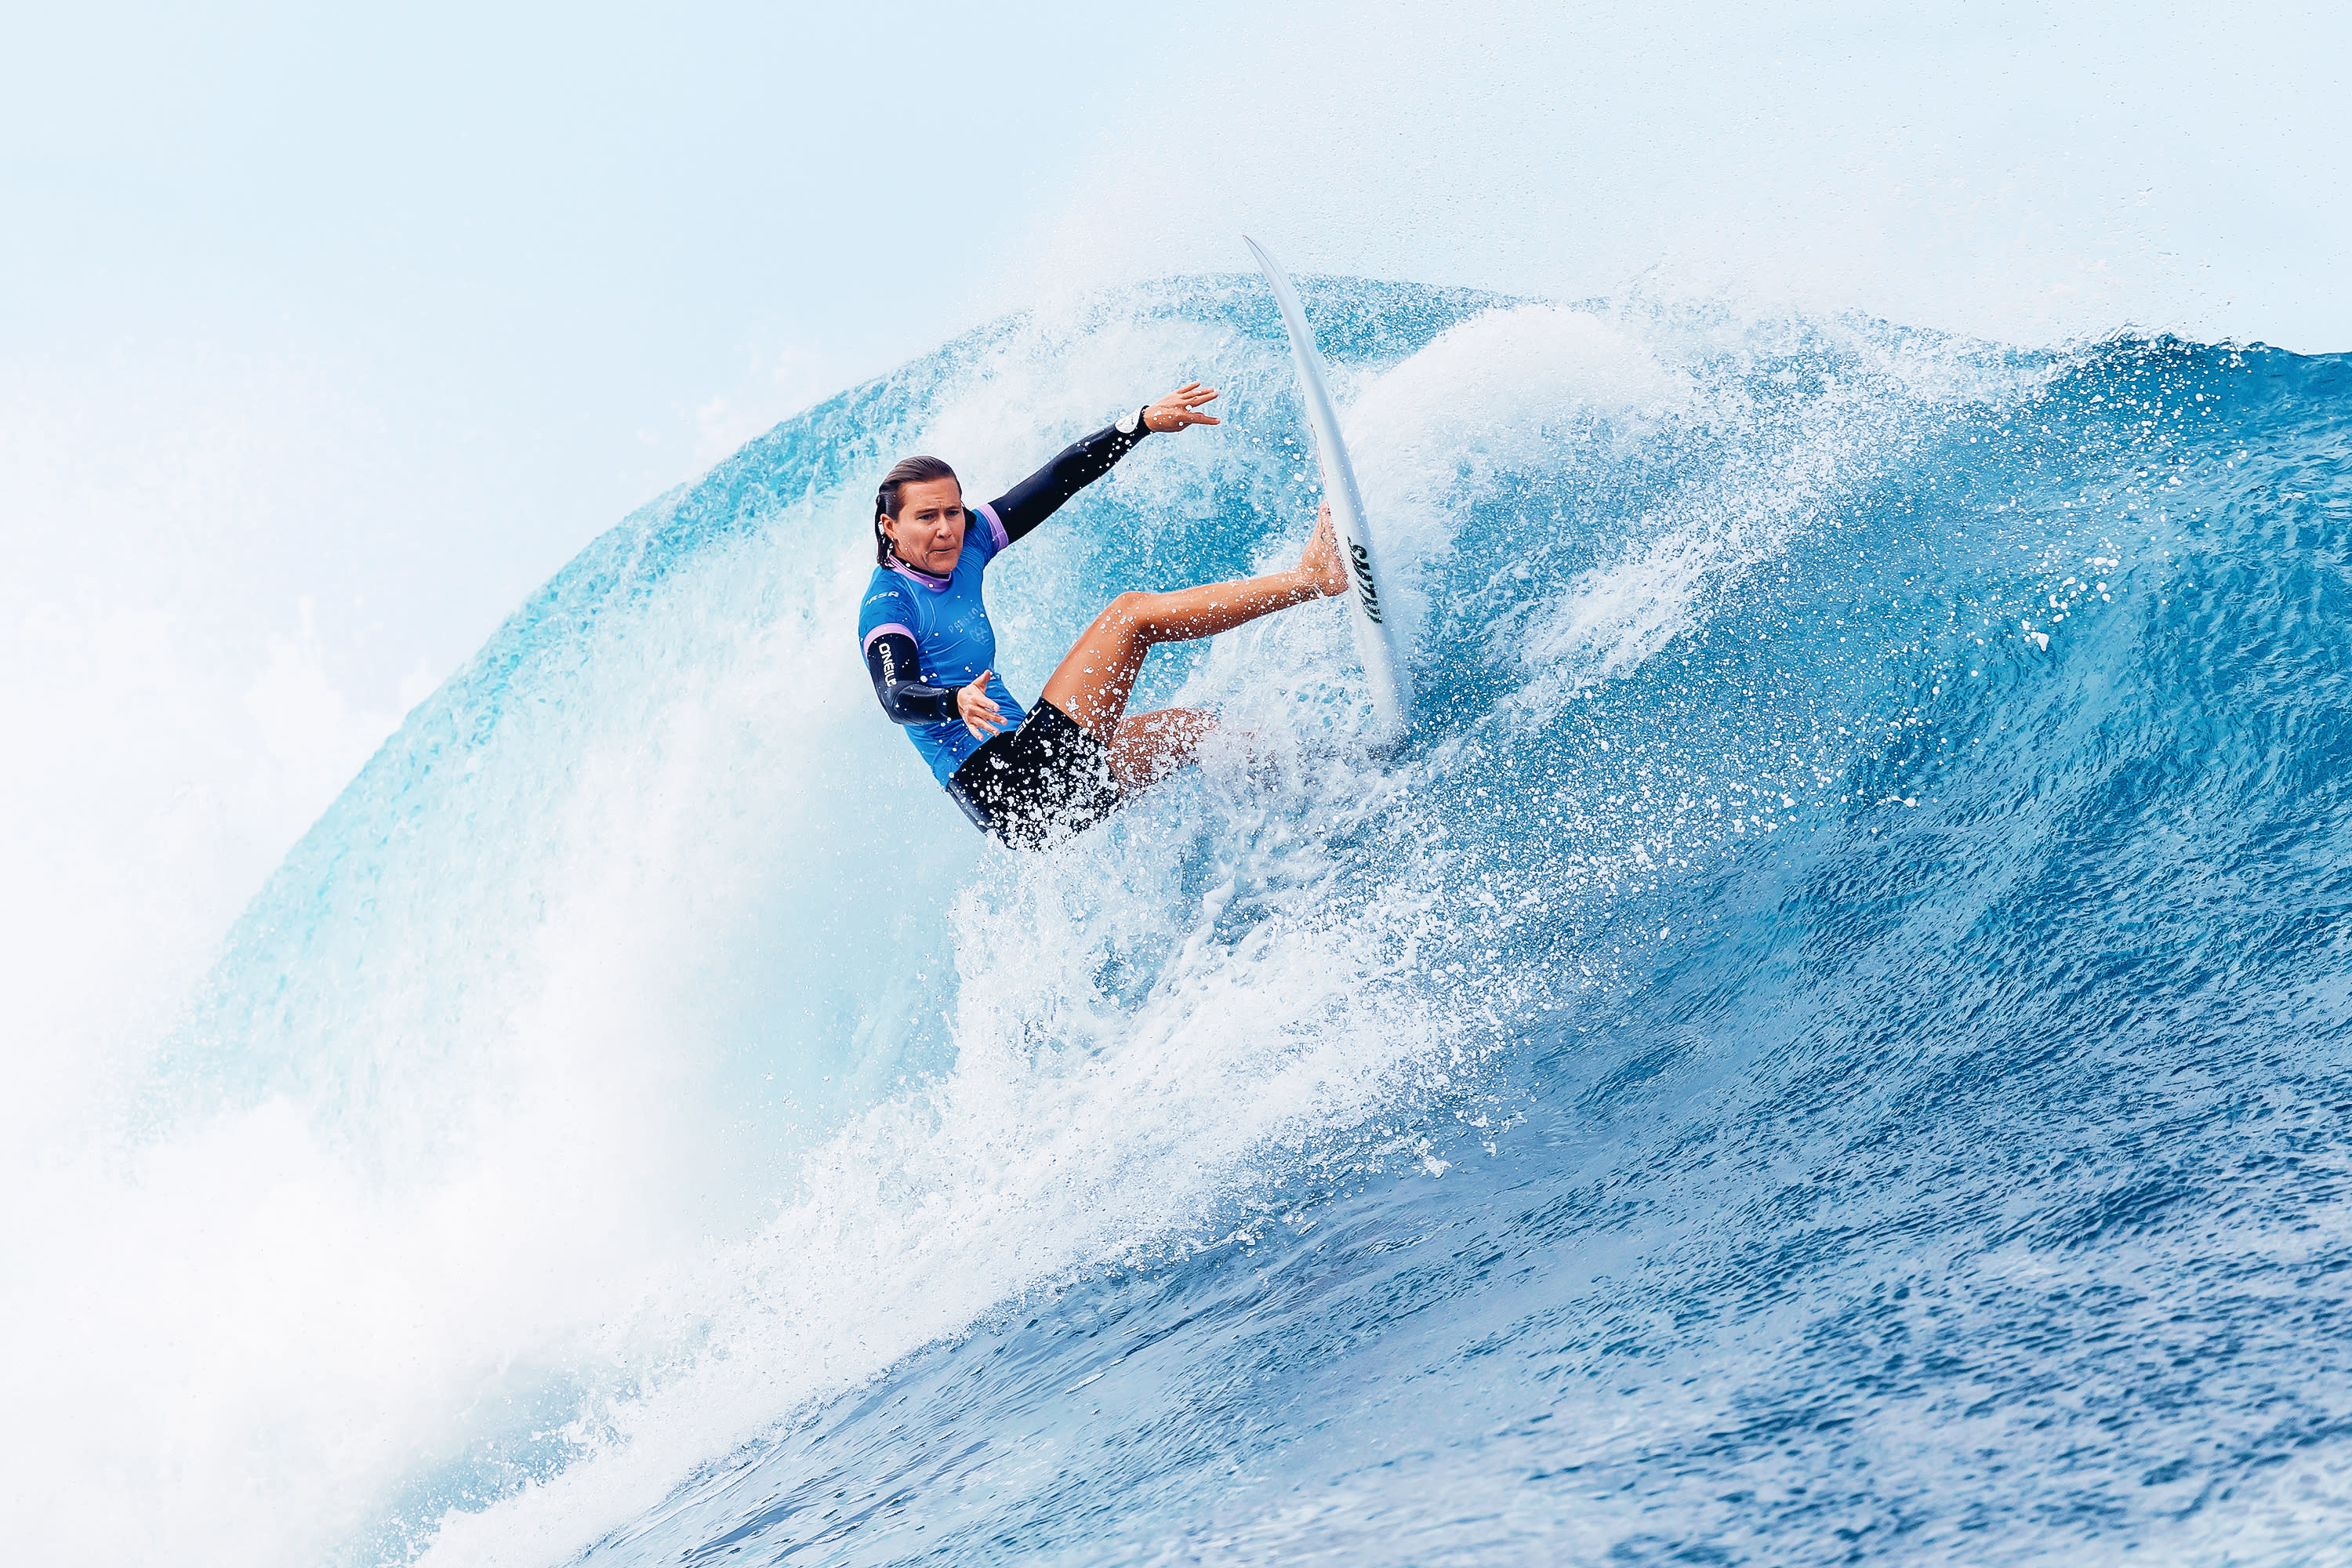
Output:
[858, 503, 1026, 787]
[858, 412, 1155, 789]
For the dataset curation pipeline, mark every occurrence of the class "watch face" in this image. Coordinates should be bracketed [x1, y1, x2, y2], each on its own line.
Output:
[1117, 409, 1141, 435]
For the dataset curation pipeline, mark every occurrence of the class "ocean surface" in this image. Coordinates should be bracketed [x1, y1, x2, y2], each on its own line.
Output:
[76, 278, 2352, 1563]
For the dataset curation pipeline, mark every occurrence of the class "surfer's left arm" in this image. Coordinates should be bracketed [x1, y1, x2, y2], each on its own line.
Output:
[987, 383, 1221, 545]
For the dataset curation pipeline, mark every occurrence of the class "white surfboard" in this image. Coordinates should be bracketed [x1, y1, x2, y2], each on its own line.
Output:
[1243, 236, 1414, 739]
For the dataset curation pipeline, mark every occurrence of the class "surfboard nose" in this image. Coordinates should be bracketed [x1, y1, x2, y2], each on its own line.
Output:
[1244, 235, 1414, 737]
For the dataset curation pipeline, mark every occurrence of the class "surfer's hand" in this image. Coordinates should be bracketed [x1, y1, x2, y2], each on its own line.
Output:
[1144, 382, 1221, 433]
[958, 672, 1007, 739]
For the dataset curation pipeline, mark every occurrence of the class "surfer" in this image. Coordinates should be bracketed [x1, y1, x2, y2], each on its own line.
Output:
[858, 381, 1348, 848]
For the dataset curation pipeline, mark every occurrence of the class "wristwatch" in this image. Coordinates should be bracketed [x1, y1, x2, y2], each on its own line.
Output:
[1116, 405, 1149, 437]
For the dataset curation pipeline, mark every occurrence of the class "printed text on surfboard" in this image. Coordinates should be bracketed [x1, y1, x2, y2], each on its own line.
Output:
[1350, 543, 1383, 624]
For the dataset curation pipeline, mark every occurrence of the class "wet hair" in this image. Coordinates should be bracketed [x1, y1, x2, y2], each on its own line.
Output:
[873, 455, 960, 564]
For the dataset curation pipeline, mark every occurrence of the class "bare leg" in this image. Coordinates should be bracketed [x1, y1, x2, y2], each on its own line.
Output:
[1103, 707, 1218, 791]
[1041, 510, 1346, 792]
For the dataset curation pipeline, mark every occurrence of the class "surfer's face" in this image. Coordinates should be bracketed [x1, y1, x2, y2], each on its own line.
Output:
[884, 477, 968, 575]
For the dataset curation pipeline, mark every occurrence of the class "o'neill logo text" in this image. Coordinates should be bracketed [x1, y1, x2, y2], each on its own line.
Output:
[1349, 543, 1384, 624]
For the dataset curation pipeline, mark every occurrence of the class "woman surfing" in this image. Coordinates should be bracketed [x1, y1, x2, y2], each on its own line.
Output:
[858, 381, 1347, 848]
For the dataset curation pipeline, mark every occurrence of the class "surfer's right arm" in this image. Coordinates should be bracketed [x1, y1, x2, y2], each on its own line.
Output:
[862, 630, 961, 727]
[858, 582, 1007, 735]
[858, 579, 960, 728]
[863, 634, 1004, 737]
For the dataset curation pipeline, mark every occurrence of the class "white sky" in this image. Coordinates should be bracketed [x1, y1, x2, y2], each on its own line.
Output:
[1, 0, 2345, 908]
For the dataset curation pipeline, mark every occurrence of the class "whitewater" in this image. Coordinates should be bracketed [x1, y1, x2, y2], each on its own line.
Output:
[7, 274, 2350, 1566]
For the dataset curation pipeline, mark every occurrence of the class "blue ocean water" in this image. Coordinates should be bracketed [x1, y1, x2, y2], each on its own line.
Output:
[162, 278, 2350, 1565]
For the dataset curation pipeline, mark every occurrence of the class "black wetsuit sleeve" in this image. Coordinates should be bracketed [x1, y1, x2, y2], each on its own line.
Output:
[865, 632, 963, 727]
[986, 412, 1153, 544]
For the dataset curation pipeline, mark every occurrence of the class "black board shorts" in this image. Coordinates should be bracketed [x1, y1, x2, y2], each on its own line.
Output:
[946, 702, 1123, 850]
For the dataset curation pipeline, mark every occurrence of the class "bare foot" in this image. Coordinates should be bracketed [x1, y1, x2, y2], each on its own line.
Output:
[1298, 503, 1348, 597]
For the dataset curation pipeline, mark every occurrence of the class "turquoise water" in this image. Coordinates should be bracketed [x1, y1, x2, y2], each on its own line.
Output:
[163, 278, 2352, 1563]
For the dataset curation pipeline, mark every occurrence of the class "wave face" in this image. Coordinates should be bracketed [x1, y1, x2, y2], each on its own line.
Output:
[132, 279, 2352, 1565]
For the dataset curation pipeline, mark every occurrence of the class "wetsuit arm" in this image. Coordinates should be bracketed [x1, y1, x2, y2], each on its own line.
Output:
[864, 632, 963, 727]
[987, 412, 1153, 544]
